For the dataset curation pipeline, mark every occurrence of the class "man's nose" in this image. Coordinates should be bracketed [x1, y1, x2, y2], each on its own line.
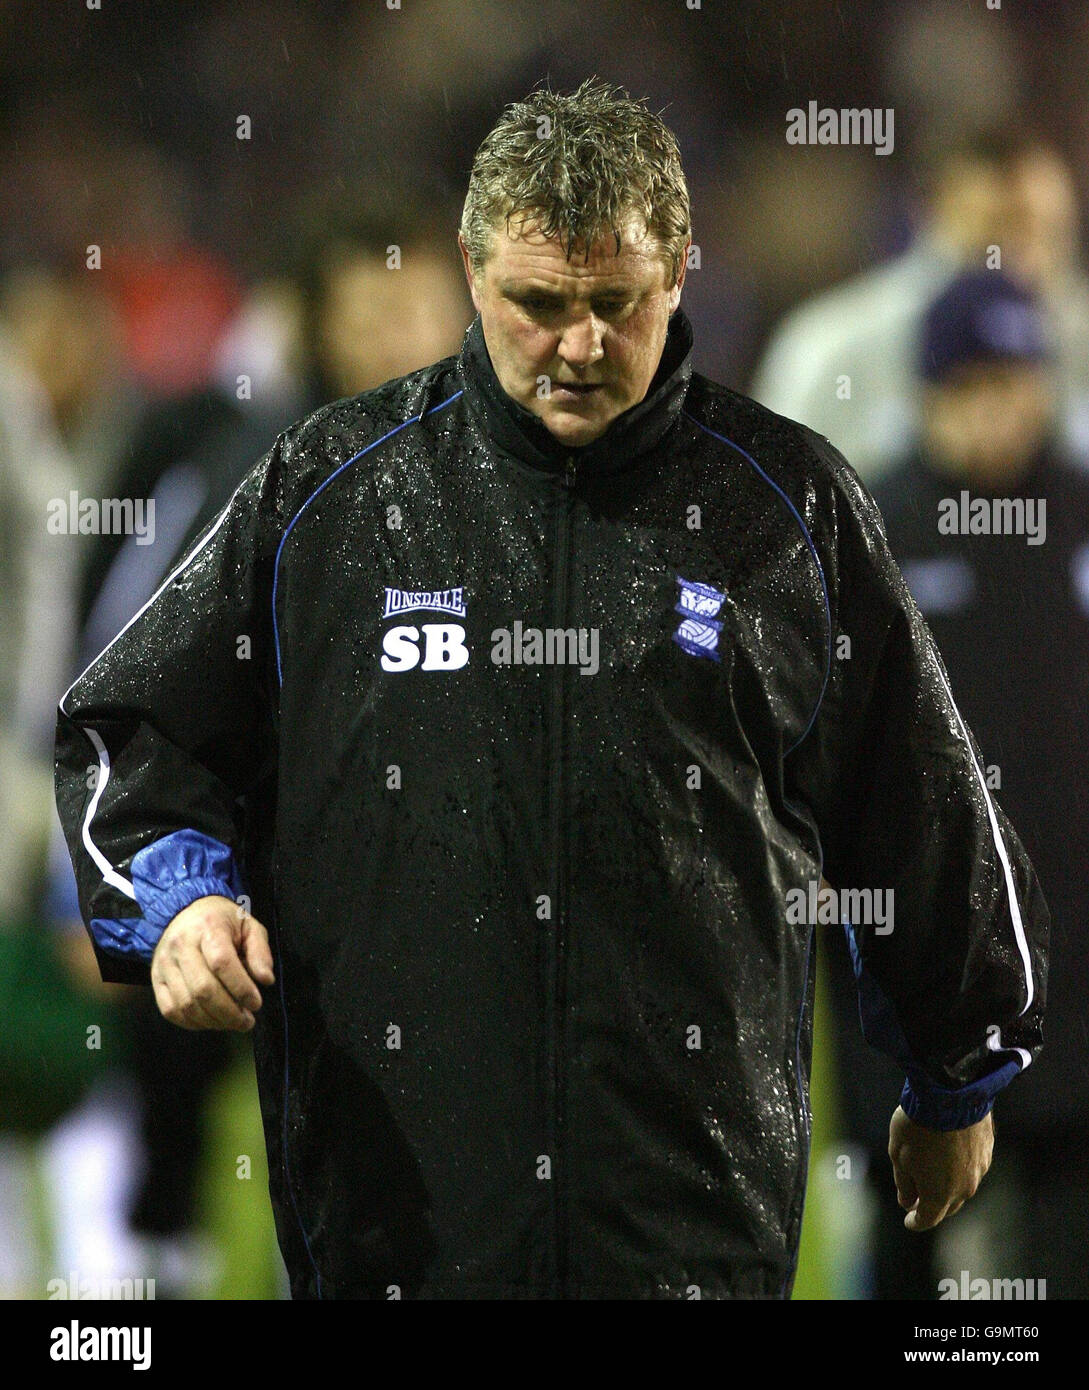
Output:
[558, 313, 606, 366]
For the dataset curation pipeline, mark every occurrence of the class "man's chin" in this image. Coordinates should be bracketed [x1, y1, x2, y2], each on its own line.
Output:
[538, 403, 615, 447]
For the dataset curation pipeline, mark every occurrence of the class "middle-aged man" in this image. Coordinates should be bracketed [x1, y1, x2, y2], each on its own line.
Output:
[55, 80, 1048, 1300]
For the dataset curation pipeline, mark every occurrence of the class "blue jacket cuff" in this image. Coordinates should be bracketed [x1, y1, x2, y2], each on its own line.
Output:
[900, 1057, 1020, 1130]
[89, 830, 247, 962]
[90, 915, 168, 964]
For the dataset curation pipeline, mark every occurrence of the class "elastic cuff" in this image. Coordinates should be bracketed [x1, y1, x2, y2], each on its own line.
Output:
[130, 828, 247, 935]
[90, 915, 166, 964]
[900, 1063, 1018, 1131]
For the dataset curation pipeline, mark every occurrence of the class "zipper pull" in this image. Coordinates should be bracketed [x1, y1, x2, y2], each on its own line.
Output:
[564, 456, 577, 488]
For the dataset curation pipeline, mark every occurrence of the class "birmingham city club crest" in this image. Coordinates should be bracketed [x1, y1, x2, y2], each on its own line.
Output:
[673, 576, 726, 661]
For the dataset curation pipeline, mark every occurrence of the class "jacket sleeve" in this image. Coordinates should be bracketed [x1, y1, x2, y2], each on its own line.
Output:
[54, 437, 285, 985]
[787, 429, 1049, 1130]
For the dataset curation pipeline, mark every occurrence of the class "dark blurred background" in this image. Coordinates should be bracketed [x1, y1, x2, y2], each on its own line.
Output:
[2, 0, 1087, 1299]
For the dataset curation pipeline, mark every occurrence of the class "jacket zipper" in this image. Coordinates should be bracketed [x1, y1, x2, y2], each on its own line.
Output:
[548, 454, 577, 1295]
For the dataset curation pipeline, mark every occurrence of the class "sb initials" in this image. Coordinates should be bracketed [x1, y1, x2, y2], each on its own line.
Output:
[380, 624, 470, 672]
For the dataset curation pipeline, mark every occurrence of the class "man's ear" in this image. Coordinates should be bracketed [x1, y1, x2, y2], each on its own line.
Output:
[457, 234, 483, 314]
[668, 238, 692, 312]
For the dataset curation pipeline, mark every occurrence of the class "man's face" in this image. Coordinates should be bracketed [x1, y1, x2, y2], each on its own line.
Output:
[1001, 152, 1080, 291]
[318, 250, 468, 396]
[922, 360, 1056, 485]
[934, 151, 1079, 292]
[459, 211, 687, 447]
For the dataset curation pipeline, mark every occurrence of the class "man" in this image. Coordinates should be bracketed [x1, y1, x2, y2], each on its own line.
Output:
[825, 268, 1089, 1298]
[56, 79, 1048, 1300]
[750, 128, 1089, 482]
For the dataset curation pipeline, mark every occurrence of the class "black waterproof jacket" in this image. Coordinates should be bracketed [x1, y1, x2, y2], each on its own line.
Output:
[55, 308, 1049, 1299]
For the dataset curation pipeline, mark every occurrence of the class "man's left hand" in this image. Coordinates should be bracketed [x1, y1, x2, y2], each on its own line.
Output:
[888, 1105, 994, 1231]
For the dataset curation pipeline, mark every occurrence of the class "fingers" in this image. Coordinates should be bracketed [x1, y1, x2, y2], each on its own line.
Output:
[152, 959, 222, 1031]
[239, 913, 275, 985]
[148, 899, 275, 1032]
[151, 971, 185, 1028]
[152, 921, 257, 1031]
[905, 1196, 950, 1232]
[889, 1103, 992, 1232]
[891, 1156, 918, 1212]
[902, 1184, 976, 1230]
[173, 945, 255, 1030]
[201, 927, 263, 1011]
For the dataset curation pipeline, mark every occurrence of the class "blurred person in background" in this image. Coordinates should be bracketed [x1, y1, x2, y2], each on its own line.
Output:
[750, 128, 1089, 482]
[0, 267, 142, 867]
[39, 244, 279, 1299]
[0, 320, 76, 1299]
[0, 269, 142, 1298]
[824, 268, 1089, 1299]
[291, 191, 470, 411]
[0, 323, 75, 927]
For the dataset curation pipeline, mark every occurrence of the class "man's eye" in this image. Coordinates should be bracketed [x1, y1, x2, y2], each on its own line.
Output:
[518, 296, 629, 316]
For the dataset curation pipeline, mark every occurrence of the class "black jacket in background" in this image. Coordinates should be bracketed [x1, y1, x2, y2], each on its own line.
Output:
[56, 309, 1048, 1298]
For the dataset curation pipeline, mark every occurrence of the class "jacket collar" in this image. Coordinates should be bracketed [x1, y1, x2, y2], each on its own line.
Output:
[456, 306, 694, 476]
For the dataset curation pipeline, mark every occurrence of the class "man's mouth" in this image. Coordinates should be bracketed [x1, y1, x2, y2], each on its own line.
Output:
[552, 383, 603, 398]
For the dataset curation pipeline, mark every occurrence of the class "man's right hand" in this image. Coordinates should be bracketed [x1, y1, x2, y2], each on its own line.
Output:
[150, 894, 275, 1032]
